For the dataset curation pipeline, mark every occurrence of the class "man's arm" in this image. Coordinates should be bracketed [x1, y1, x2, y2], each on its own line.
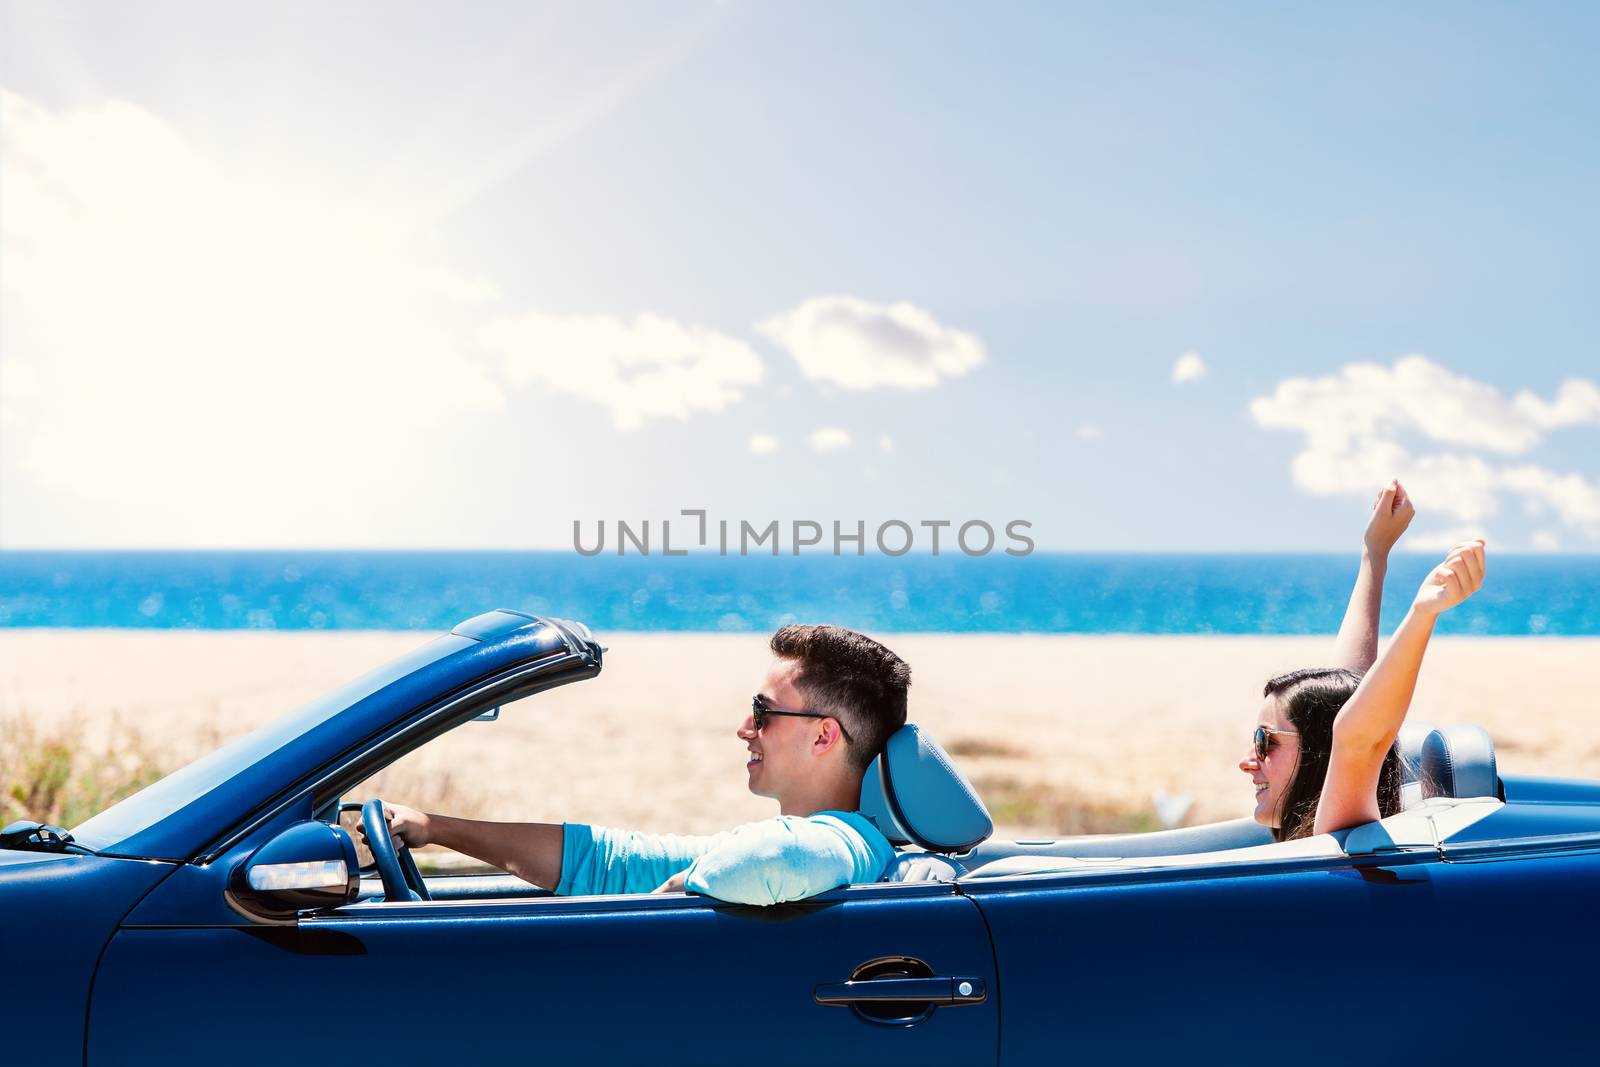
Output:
[379, 804, 565, 888]
[658, 812, 895, 906]
[1332, 480, 1415, 674]
[375, 805, 724, 895]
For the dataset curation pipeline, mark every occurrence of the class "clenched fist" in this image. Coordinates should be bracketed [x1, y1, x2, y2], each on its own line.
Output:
[1364, 480, 1416, 558]
[1412, 540, 1486, 617]
[356, 801, 433, 849]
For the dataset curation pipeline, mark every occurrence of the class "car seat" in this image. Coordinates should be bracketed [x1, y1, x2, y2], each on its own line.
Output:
[858, 724, 993, 881]
[1420, 723, 1500, 800]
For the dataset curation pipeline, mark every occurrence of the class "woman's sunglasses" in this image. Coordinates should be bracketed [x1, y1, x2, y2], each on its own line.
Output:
[751, 694, 855, 744]
[1253, 725, 1300, 761]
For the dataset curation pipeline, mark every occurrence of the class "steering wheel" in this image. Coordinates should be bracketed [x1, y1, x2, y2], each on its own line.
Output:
[360, 798, 430, 902]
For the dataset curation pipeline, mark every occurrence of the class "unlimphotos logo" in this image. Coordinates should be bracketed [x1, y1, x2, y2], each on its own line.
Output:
[573, 510, 1034, 557]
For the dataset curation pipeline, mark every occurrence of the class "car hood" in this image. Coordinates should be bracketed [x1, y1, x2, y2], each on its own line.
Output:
[0, 847, 79, 870]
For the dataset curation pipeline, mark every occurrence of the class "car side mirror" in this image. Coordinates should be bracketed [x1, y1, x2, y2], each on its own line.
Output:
[229, 820, 360, 921]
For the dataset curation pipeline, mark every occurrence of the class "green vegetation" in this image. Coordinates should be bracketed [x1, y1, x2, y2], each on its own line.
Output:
[1, 715, 166, 829]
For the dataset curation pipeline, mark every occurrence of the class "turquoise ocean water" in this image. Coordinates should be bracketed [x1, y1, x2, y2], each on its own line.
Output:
[1, 551, 1594, 635]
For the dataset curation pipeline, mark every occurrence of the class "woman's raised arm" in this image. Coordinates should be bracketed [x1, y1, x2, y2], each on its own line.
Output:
[1331, 480, 1415, 674]
[1314, 539, 1486, 836]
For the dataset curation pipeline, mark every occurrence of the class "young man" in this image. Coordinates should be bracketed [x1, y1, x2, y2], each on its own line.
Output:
[371, 624, 910, 905]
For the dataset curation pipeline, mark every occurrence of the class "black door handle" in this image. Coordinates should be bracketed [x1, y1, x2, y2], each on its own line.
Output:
[814, 976, 987, 1006]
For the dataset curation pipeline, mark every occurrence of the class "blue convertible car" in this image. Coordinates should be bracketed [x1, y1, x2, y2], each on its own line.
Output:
[5, 611, 1599, 1065]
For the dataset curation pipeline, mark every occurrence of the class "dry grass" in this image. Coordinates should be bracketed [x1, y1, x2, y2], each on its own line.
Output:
[945, 736, 1161, 836]
[0, 714, 167, 829]
[972, 773, 1163, 837]
[944, 736, 1028, 759]
[0, 706, 488, 824]
[0, 708, 498, 876]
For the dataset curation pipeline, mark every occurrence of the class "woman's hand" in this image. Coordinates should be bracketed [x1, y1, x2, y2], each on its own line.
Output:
[1363, 479, 1415, 558]
[1334, 478, 1417, 673]
[1412, 539, 1486, 617]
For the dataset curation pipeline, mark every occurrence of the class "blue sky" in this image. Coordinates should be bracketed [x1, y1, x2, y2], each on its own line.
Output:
[3, 2, 1598, 550]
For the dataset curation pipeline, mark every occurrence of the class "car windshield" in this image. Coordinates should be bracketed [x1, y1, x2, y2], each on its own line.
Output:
[70, 635, 474, 852]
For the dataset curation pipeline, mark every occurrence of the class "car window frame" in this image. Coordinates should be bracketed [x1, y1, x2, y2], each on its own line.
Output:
[194, 648, 596, 865]
[71, 634, 481, 852]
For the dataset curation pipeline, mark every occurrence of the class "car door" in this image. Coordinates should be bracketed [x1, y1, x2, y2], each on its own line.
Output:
[963, 847, 1455, 1065]
[1418, 832, 1600, 1059]
[87, 879, 999, 1066]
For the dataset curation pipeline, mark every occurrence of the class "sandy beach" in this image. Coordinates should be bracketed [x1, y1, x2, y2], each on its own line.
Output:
[4, 629, 1598, 844]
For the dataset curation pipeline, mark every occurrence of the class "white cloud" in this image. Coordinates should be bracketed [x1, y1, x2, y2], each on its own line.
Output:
[1405, 525, 1490, 552]
[0, 91, 504, 544]
[878, 434, 895, 453]
[1171, 351, 1207, 384]
[747, 432, 779, 456]
[479, 311, 763, 430]
[1251, 355, 1587, 455]
[1498, 464, 1600, 529]
[757, 296, 985, 391]
[1514, 378, 1600, 431]
[1532, 531, 1561, 552]
[808, 427, 852, 453]
[1252, 355, 1600, 540]
[1076, 423, 1104, 441]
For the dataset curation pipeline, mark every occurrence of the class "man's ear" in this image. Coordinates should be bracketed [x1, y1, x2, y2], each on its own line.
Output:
[811, 718, 846, 756]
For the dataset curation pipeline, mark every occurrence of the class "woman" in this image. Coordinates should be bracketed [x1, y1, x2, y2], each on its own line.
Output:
[1243, 528, 1488, 841]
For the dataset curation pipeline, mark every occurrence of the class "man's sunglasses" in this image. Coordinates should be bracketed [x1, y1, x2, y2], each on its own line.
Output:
[751, 694, 854, 744]
[1253, 725, 1300, 761]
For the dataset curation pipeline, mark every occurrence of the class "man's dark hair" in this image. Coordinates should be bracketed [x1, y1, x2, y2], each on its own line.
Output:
[770, 624, 910, 773]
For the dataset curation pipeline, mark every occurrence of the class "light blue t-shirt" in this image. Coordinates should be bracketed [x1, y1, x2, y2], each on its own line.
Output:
[556, 811, 895, 906]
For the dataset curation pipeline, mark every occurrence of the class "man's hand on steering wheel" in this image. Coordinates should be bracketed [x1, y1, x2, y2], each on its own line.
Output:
[379, 801, 433, 848]
[356, 798, 431, 902]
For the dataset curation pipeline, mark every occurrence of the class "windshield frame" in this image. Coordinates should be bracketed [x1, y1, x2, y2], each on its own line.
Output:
[70, 634, 477, 853]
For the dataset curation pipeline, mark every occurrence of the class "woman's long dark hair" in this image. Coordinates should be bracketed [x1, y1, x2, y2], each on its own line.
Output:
[1264, 667, 1402, 842]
